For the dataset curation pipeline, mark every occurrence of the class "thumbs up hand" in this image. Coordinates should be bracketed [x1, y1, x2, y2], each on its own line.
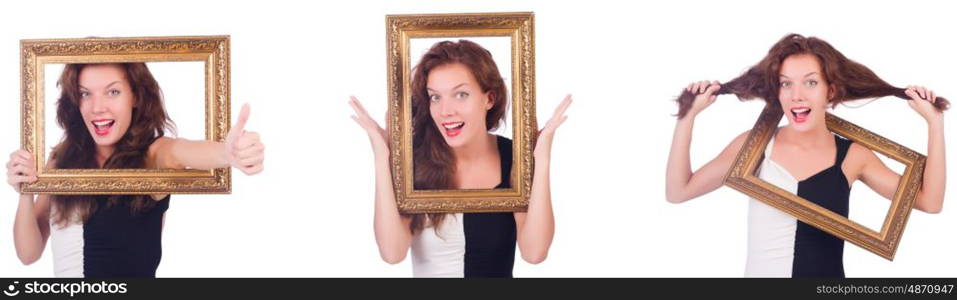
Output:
[225, 103, 265, 175]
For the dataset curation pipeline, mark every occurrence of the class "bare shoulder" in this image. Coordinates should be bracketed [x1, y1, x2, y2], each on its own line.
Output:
[845, 142, 881, 169]
[147, 137, 180, 169]
[147, 137, 176, 155]
[847, 142, 879, 161]
[731, 130, 752, 146]
[721, 130, 752, 156]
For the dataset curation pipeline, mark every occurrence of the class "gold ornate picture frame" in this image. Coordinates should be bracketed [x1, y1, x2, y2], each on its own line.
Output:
[725, 105, 925, 260]
[386, 12, 536, 213]
[20, 35, 231, 194]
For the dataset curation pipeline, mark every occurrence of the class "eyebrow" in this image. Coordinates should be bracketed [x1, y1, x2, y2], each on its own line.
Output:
[427, 83, 468, 93]
[779, 72, 818, 79]
[78, 81, 122, 90]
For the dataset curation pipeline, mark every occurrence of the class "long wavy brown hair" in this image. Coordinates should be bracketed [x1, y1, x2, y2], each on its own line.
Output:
[50, 63, 174, 226]
[674, 33, 949, 119]
[409, 40, 508, 233]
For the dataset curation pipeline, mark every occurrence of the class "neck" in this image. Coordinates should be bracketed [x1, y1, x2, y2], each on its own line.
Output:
[96, 145, 114, 167]
[779, 121, 832, 149]
[452, 133, 496, 164]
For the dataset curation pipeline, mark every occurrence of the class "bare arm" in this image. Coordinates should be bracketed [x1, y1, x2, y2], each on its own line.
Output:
[149, 137, 226, 169]
[910, 86, 947, 213]
[860, 86, 945, 213]
[514, 95, 571, 264]
[917, 116, 946, 213]
[8, 150, 51, 265]
[15, 194, 51, 265]
[665, 81, 747, 203]
[148, 103, 264, 175]
[350, 96, 412, 264]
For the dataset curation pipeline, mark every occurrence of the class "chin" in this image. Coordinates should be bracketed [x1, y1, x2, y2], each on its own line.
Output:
[443, 136, 466, 148]
[91, 137, 120, 147]
[87, 130, 120, 147]
[786, 118, 819, 132]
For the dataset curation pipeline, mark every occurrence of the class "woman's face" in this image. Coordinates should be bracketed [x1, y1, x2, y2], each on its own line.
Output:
[778, 54, 831, 132]
[77, 64, 135, 148]
[427, 62, 494, 148]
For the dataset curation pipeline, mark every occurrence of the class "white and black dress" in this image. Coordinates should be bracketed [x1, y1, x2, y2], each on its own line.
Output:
[411, 135, 517, 277]
[51, 196, 169, 277]
[746, 134, 851, 278]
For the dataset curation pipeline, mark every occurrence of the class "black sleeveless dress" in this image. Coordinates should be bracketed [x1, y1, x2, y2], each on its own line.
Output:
[52, 195, 169, 277]
[792, 136, 852, 277]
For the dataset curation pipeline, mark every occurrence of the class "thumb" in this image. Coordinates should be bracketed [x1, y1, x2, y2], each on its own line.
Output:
[233, 103, 251, 134]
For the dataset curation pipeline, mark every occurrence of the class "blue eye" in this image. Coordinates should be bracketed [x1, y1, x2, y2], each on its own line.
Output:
[429, 94, 440, 103]
[455, 91, 469, 99]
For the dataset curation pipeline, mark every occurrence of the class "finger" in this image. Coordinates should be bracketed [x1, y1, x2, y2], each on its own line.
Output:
[703, 83, 720, 97]
[233, 144, 263, 161]
[232, 103, 251, 134]
[542, 115, 569, 136]
[552, 95, 572, 119]
[8, 174, 38, 185]
[12, 153, 32, 165]
[235, 144, 264, 160]
[554, 115, 569, 129]
[239, 153, 265, 167]
[929, 90, 937, 103]
[349, 96, 371, 119]
[15, 149, 33, 162]
[9, 164, 35, 178]
[350, 115, 373, 131]
[693, 82, 702, 94]
[917, 86, 927, 99]
[904, 88, 920, 101]
[242, 164, 264, 175]
[702, 80, 714, 94]
[234, 132, 261, 150]
[233, 142, 262, 156]
[7, 156, 32, 170]
[11, 151, 35, 170]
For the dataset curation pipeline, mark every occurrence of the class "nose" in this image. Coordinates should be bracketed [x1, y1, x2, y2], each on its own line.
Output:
[439, 99, 455, 117]
[89, 94, 108, 114]
[791, 86, 807, 103]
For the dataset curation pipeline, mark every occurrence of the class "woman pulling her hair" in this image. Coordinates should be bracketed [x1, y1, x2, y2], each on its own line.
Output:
[7, 63, 265, 277]
[350, 40, 571, 277]
[665, 34, 946, 277]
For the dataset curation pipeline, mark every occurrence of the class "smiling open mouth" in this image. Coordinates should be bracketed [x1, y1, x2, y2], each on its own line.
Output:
[442, 121, 464, 137]
[791, 107, 810, 123]
[91, 119, 115, 136]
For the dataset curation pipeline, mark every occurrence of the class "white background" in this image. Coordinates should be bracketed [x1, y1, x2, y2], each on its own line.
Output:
[1, 0, 954, 277]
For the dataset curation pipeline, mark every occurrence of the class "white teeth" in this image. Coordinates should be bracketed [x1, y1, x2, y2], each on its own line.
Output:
[443, 122, 464, 129]
[791, 108, 810, 114]
[92, 120, 115, 128]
